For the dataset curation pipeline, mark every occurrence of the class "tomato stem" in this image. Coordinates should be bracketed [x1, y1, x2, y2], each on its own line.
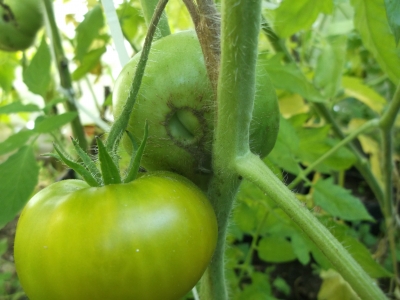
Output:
[140, 0, 171, 40]
[106, 0, 169, 153]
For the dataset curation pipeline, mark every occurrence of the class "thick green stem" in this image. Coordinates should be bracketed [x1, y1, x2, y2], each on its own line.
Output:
[43, 0, 87, 150]
[288, 119, 380, 190]
[379, 83, 400, 287]
[140, 0, 170, 39]
[236, 153, 388, 300]
[200, 0, 262, 299]
[314, 103, 385, 206]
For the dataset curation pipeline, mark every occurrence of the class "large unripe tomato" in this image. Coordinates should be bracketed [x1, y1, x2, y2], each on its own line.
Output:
[113, 31, 279, 187]
[0, 0, 43, 51]
[14, 172, 218, 300]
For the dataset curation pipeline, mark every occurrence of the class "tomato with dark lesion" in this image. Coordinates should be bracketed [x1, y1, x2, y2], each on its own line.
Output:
[112, 30, 280, 188]
[0, 0, 43, 51]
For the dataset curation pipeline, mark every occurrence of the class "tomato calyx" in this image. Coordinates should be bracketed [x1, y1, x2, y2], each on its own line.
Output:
[45, 122, 149, 187]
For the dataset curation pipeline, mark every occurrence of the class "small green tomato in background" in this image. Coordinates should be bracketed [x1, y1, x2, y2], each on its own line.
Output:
[0, 0, 43, 51]
[113, 30, 279, 188]
[14, 172, 218, 300]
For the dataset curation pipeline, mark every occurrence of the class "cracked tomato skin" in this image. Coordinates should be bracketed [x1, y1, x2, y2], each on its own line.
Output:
[14, 172, 218, 300]
[0, 0, 43, 51]
[113, 30, 279, 188]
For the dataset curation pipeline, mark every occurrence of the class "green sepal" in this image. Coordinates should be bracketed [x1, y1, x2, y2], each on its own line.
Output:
[125, 130, 139, 153]
[53, 143, 100, 187]
[123, 121, 149, 183]
[71, 138, 103, 185]
[96, 137, 122, 185]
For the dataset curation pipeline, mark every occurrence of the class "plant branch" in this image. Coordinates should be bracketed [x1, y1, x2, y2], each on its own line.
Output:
[288, 119, 380, 190]
[200, 1, 262, 299]
[379, 83, 400, 288]
[184, 0, 220, 93]
[260, 22, 385, 206]
[43, 0, 87, 150]
[235, 153, 388, 300]
[106, 0, 169, 152]
[313, 102, 385, 205]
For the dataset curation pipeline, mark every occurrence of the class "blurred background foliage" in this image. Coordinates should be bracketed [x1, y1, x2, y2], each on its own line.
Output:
[0, 0, 399, 299]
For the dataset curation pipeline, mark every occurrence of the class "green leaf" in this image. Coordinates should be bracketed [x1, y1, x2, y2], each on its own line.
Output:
[0, 51, 19, 93]
[96, 137, 121, 185]
[117, 3, 145, 43]
[268, 117, 302, 175]
[123, 122, 148, 183]
[237, 272, 273, 300]
[75, 5, 105, 61]
[318, 269, 359, 300]
[384, 0, 400, 45]
[313, 178, 374, 221]
[0, 102, 41, 115]
[71, 138, 102, 185]
[0, 130, 37, 156]
[261, 55, 325, 102]
[291, 233, 311, 265]
[342, 76, 387, 114]
[22, 37, 51, 97]
[53, 143, 99, 187]
[273, 0, 334, 38]
[0, 146, 39, 229]
[319, 217, 392, 278]
[314, 35, 348, 98]
[351, 0, 400, 84]
[258, 235, 297, 263]
[296, 127, 356, 172]
[72, 47, 107, 81]
[34, 112, 78, 133]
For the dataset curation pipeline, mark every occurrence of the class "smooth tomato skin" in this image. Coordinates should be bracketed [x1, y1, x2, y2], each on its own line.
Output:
[14, 172, 218, 300]
[113, 30, 279, 187]
[0, 0, 43, 51]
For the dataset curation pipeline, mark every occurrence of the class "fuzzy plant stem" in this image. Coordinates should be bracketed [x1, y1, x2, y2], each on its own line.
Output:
[379, 83, 400, 286]
[140, 0, 170, 40]
[235, 154, 388, 300]
[42, 0, 87, 150]
[106, 0, 169, 152]
[200, 1, 262, 299]
[201, 0, 388, 299]
[288, 118, 380, 190]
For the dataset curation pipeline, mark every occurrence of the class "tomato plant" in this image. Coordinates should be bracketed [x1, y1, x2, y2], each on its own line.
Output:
[112, 30, 279, 187]
[0, 0, 43, 51]
[14, 172, 217, 300]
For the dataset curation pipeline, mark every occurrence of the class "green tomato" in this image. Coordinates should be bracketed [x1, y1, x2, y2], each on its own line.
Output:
[14, 172, 218, 300]
[112, 30, 279, 187]
[0, 0, 43, 51]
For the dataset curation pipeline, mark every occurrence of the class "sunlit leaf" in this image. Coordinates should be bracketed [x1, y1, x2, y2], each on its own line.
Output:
[34, 112, 78, 133]
[313, 178, 374, 221]
[258, 235, 297, 263]
[0, 146, 39, 229]
[72, 47, 106, 81]
[0, 51, 19, 93]
[0, 102, 40, 115]
[0, 130, 37, 156]
[351, 0, 400, 84]
[314, 35, 348, 98]
[273, 0, 334, 38]
[342, 76, 387, 114]
[261, 55, 325, 102]
[23, 37, 51, 97]
[75, 4, 105, 61]
[318, 269, 360, 300]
